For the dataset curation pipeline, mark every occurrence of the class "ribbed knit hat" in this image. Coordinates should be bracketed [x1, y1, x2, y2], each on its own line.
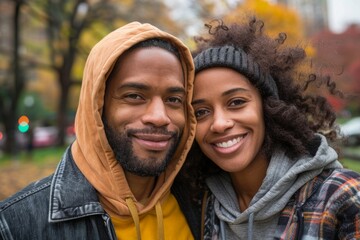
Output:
[194, 45, 279, 98]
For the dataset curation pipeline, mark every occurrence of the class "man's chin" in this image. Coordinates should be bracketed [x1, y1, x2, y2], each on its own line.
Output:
[135, 151, 168, 161]
[131, 170, 164, 177]
[123, 164, 167, 177]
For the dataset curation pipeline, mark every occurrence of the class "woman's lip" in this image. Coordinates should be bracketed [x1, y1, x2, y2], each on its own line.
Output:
[211, 133, 247, 146]
[211, 134, 247, 154]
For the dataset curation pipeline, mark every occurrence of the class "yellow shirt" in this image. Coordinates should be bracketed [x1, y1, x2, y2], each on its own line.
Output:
[111, 193, 194, 240]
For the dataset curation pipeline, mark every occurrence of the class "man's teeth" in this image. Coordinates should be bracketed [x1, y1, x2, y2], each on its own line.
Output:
[216, 137, 242, 148]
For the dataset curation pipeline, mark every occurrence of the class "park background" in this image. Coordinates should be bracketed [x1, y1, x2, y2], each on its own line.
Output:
[1, 0, 360, 200]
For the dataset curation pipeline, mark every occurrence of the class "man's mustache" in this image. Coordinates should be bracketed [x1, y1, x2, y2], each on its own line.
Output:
[126, 128, 177, 137]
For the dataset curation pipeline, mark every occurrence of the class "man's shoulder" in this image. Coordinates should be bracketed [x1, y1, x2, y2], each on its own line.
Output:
[0, 174, 53, 212]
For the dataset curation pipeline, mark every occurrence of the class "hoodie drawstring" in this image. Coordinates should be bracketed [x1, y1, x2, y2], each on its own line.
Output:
[126, 197, 141, 240]
[155, 201, 164, 240]
[125, 197, 165, 240]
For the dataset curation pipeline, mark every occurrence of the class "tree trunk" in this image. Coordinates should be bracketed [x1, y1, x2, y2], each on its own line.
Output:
[56, 70, 70, 146]
[4, 0, 24, 155]
[54, 0, 87, 147]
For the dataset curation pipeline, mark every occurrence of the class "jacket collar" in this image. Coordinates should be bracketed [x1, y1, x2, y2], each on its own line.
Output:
[49, 146, 105, 222]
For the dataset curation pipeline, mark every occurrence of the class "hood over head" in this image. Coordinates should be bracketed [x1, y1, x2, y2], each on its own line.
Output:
[71, 22, 195, 218]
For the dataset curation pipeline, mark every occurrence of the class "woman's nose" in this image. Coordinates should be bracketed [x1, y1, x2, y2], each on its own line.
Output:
[210, 112, 234, 133]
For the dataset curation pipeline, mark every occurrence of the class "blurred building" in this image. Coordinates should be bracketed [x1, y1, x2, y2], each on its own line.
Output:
[275, 0, 329, 36]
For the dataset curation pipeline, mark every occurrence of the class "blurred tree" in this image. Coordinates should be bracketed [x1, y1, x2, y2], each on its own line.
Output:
[348, 60, 360, 93]
[0, 0, 25, 154]
[188, 0, 305, 44]
[348, 60, 360, 114]
[115, 0, 184, 37]
[17, 92, 47, 122]
[32, 0, 185, 146]
[311, 25, 360, 115]
[190, 0, 315, 86]
[224, 0, 305, 45]
[27, 0, 121, 146]
[1, 0, 187, 153]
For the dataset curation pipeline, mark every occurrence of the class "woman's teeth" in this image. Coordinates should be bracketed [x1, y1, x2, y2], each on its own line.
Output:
[215, 137, 242, 148]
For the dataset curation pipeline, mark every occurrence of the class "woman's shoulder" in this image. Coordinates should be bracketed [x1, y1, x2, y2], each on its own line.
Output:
[304, 168, 360, 204]
[322, 168, 360, 186]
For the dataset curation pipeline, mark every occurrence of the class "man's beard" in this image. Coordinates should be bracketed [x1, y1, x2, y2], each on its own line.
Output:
[103, 120, 182, 177]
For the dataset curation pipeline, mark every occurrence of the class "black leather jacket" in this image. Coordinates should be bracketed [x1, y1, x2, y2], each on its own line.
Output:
[0, 147, 200, 240]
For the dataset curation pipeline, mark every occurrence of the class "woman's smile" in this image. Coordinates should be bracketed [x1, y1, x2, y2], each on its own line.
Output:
[211, 134, 247, 154]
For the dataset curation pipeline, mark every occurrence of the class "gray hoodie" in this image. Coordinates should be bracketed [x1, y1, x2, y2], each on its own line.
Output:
[206, 134, 343, 240]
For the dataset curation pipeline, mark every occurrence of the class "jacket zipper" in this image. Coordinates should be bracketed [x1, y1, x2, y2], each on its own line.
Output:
[103, 214, 117, 240]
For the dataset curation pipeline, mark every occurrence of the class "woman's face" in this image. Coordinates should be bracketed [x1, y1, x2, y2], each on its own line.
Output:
[192, 67, 266, 173]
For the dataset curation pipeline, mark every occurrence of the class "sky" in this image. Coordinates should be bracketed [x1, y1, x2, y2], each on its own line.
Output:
[327, 0, 360, 33]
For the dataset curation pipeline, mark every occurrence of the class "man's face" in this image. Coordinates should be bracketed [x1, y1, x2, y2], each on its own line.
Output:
[103, 47, 185, 176]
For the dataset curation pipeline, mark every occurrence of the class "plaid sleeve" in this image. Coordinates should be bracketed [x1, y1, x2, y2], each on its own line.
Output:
[303, 169, 360, 240]
[331, 170, 360, 239]
[275, 168, 360, 240]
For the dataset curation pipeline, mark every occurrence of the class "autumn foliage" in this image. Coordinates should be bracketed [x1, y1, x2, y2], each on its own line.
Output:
[311, 25, 360, 115]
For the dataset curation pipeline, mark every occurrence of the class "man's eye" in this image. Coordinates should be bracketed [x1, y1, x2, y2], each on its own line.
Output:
[122, 93, 145, 103]
[194, 109, 209, 119]
[125, 94, 143, 100]
[167, 96, 183, 104]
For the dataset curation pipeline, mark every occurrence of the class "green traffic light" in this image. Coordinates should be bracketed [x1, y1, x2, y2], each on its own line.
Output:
[18, 122, 29, 133]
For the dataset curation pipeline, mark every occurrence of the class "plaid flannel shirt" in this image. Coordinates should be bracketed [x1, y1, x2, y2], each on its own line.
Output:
[202, 168, 360, 239]
[275, 168, 360, 240]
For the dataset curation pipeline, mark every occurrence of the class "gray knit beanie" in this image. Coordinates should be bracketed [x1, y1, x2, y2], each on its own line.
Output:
[194, 45, 279, 99]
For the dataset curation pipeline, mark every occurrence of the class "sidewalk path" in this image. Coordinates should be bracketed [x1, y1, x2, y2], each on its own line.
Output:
[0, 160, 58, 200]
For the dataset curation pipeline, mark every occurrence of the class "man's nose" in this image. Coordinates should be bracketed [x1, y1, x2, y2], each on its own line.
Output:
[141, 98, 171, 127]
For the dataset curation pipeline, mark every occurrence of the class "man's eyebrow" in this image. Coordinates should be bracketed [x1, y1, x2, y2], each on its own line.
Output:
[118, 82, 150, 90]
[117, 83, 185, 94]
[192, 88, 249, 105]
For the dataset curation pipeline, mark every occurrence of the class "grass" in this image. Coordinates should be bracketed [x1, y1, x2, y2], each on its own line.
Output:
[340, 146, 360, 172]
[0, 146, 67, 166]
[1, 146, 360, 173]
[340, 158, 360, 173]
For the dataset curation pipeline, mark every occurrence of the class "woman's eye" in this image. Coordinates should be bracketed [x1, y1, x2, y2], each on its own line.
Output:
[229, 98, 246, 107]
[194, 108, 209, 119]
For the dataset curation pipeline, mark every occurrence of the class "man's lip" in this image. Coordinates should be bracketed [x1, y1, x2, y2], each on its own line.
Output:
[133, 133, 172, 142]
[132, 133, 173, 151]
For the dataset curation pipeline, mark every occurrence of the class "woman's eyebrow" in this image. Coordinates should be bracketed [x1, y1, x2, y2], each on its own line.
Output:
[191, 98, 205, 106]
[222, 87, 249, 96]
[192, 87, 249, 105]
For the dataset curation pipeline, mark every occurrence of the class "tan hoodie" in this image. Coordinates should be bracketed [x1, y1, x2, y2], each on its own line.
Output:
[70, 22, 195, 235]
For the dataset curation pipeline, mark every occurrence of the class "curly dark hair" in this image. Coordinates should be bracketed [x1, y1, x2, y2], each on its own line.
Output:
[178, 16, 343, 193]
